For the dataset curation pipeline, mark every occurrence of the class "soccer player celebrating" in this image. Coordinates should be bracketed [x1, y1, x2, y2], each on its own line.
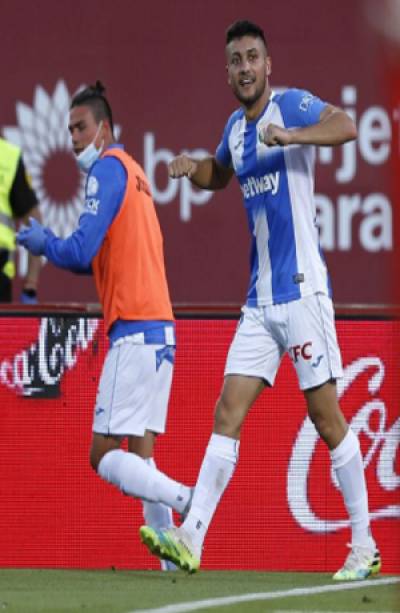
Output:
[17, 81, 192, 571]
[139, 20, 381, 580]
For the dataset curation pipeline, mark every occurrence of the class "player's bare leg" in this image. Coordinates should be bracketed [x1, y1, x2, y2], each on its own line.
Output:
[90, 432, 121, 470]
[145, 375, 266, 572]
[214, 374, 266, 438]
[91, 432, 191, 515]
[128, 430, 156, 458]
[305, 380, 380, 580]
[304, 379, 347, 450]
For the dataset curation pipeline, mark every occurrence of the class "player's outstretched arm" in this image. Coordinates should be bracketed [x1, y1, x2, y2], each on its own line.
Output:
[168, 155, 233, 190]
[260, 105, 357, 148]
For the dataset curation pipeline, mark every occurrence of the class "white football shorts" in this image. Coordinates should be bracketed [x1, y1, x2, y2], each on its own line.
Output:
[93, 338, 175, 436]
[225, 293, 343, 390]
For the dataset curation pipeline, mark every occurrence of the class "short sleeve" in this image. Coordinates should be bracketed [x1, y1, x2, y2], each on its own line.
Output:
[277, 89, 328, 129]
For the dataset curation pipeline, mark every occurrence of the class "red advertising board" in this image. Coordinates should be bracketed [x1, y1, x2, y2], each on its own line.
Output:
[1, 0, 397, 305]
[0, 315, 398, 572]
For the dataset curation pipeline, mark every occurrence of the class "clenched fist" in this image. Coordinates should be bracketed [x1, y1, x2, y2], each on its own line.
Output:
[168, 155, 199, 179]
[258, 123, 293, 147]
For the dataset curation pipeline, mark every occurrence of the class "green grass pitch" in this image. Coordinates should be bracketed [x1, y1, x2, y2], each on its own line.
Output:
[0, 570, 398, 612]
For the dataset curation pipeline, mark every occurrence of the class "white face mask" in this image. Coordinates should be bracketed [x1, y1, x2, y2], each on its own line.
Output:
[76, 121, 104, 172]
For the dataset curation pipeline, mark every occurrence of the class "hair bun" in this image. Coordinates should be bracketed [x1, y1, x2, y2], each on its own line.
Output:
[94, 80, 106, 95]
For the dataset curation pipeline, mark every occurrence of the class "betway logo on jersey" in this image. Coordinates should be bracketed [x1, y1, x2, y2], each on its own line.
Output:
[241, 172, 280, 199]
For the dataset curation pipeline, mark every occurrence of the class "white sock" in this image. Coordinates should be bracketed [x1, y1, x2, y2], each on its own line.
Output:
[98, 449, 191, 514]
[142, 458, 177, 572]
[142, 458, 175, 529]
[330, 428, 374, 547]
[182, 433, 239, 551]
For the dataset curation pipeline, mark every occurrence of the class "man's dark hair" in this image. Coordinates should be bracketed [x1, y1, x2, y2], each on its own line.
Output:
[70, 80, 114, 132]
[226, 20, 267, 49]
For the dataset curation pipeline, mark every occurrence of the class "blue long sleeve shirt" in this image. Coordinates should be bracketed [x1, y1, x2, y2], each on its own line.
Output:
[45, 146, 126, 272]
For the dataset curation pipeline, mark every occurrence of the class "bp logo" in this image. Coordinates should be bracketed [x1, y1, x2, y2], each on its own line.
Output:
[2, 80, 120, 237]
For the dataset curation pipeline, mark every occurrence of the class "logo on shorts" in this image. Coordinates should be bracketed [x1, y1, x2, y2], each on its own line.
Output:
[289, 342, 312, 363]
[155, 346, 175, 371]
[311, 354, 324, 368]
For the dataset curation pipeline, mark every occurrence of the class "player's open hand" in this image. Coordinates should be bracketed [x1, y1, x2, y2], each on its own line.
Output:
[168, 155, 198, 179]
[259, 123, 293, 147]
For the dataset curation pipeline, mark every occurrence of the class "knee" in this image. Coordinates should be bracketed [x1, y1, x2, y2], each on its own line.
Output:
[308, 406, 347, 448]
[90, 446, 112, 473]
[90, 436, 122, 473]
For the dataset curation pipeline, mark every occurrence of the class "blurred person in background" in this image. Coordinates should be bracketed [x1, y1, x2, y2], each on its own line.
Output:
[140, 19, 381, 581]
[16, 81, 192, 571]
[0, 137, 41, 303]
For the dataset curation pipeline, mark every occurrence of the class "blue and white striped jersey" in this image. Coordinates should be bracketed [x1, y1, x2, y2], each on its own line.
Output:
[216, 88, 332, 306]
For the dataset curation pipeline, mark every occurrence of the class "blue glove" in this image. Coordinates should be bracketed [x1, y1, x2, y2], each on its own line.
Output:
[20, 289, 38, 304]
[16, 217, 47, 256]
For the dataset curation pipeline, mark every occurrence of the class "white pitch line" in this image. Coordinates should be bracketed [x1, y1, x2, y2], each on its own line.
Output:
[129, 576, 400, 613]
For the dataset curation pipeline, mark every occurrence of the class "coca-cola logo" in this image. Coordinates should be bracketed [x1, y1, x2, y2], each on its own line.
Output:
[287, 356, 400, 532]
[0, 317, 98, 398]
